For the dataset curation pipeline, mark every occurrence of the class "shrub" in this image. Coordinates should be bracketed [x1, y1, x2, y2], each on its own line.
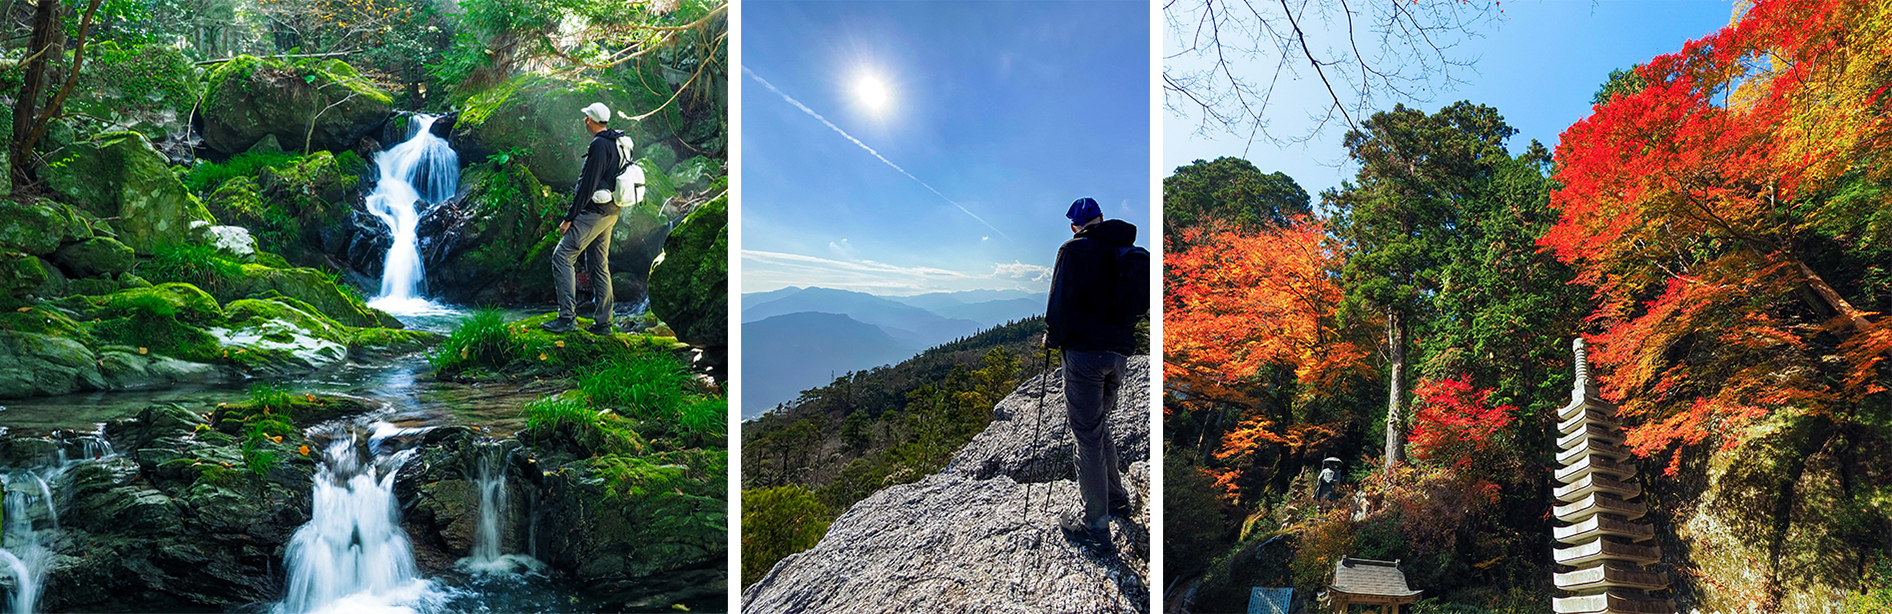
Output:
[741, 486, 831, 588]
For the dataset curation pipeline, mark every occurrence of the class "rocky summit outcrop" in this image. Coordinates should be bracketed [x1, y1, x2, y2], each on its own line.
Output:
[744, 356, 1153, 614]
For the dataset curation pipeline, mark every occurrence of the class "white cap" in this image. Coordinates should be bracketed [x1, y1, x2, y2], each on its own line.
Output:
[581, 102, 611, 123]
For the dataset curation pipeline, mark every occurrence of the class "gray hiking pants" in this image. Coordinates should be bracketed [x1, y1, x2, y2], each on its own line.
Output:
[552, 209, 617, 323]
[1063, 349, 1128, 530]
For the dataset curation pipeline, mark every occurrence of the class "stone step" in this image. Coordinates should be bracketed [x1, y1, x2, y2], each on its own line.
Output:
[1555, 492, 1646, 524]
[1556, 472, 1642, 503]
[1557, 438, 1632, 465]
[1554, 563, 1669, 592]
[1554, 538, 1662, 567]
[1552, 590, 1675, 614]
[1559, 407, 1622, 435]
[1554, 514, 1655, 544]
[1555, 455, 1637, 483]
[1557, 423, 1628, 449]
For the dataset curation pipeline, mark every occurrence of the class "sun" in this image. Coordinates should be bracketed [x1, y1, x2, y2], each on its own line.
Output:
[853, 74, 891, 114]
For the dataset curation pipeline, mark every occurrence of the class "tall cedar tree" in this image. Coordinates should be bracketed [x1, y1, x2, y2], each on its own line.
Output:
[1329, 102, 1518, 470]
[1543, 0, 1892, 472]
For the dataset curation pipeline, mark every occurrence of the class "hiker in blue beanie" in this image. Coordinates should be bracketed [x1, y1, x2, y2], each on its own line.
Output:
[1044, 196, 1147, 549]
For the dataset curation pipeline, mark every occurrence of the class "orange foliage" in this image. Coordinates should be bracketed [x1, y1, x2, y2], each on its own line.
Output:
[1164, 218, 1368, 416]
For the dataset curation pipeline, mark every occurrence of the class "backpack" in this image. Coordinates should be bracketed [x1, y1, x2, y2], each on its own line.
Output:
[1111, 244, 1150, 324]
[611, 135, 645, 205]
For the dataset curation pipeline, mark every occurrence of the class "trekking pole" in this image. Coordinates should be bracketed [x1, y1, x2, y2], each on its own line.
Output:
[1022, 344, 1050, 528]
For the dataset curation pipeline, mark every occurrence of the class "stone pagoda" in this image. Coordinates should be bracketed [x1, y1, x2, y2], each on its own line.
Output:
[1550, 338, 1674, 614]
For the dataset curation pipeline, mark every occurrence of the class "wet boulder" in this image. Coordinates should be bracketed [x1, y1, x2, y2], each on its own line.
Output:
[39, 132, 215, 254]
[54, 236, 136, 278]
[648, 194, 726, 347]
[421, 161, 563, 305]
[200, 56, 394, 157]
[0, 198, 92, 255]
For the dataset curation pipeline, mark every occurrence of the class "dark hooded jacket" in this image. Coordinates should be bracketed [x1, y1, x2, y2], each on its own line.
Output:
[566, 128, 626, 222]
[1045, 218, 1138, 355]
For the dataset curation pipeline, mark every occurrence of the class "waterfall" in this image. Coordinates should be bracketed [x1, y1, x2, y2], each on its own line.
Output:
[467, 444, 505, 566]
[277, 429, 440, 614]
[456, 443, 541, 575]
[0, 472, 55, 614]
[365, 114, 459, 317]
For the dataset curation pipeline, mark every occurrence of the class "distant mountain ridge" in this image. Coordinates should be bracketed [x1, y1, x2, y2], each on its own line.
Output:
[740, 287, 1049, 416]
[740, 312, 916, 417]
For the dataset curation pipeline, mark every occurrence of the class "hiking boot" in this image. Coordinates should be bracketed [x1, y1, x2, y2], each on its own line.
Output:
[585, 321, 615, 336]
[1109, 497, 1134, 519]
[539, 317, 577, 333]
[1059, 509, 1111, 551]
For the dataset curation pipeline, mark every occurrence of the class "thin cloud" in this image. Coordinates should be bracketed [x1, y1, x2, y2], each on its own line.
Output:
[744, 250, 1048, 295]
[745, 67, 1013, 241]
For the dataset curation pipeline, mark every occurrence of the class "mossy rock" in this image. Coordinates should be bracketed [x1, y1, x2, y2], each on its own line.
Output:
[0, 327, 105, 398]
[210, 393, 374, 432]
[40, 132, 214, 254]
[224, 297, 349, 342]
[0, 253, 49, 297]
[226, 265, 396, 329]
[0, 198, 92, 255]
[348, 327, 442, 360]
[55, 236, 136, 278]
[65, 277, 120, 296]
[648, 195, 726, 347]
[453, 73, 675, 188]
[426, 161, 564, 305]
[200, 55, 394, 156]
[80, 283, 224, 362]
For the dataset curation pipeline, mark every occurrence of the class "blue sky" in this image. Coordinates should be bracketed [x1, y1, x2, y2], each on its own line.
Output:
[742, 0, 1150, 297]
[1164, 0, 1734, 197]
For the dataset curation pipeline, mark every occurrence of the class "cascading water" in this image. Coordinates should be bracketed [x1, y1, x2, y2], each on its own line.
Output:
[277, 427, 442, 614]
[457, 443, 540, 575]
[0, 433, 108, 614]
[365, 115, 459, 317]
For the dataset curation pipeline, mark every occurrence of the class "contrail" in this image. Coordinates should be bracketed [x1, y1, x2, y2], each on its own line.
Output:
[745, 67, 1013, 241]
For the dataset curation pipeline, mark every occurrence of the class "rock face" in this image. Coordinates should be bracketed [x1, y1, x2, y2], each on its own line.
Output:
[743, 356, 1153, 614]
[39, 132, 214, 254]
[452, 73, 677, 189]
[648, 194, 726, 346]
[199, 56, 394, 157]
[28, 403, 329, 611]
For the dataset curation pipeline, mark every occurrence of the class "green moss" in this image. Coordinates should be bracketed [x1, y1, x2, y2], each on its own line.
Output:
[0, 303, 88, 339]
[523, 395, 648, 457]
[648, 194, 727, 346]
[431, 309, 678, 378]
[225, 297, 347, 341]
[138, 243, 245, 293]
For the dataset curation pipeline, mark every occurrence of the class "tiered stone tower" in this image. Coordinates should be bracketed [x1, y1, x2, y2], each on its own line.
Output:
[1551, 338, 1674, 614]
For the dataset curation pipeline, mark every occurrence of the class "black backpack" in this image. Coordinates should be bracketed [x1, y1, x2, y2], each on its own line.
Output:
[1111, 244, 1150, 324]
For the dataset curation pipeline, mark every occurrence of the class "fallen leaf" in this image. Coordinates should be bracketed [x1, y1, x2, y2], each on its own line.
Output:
[138, 347, 148, 355]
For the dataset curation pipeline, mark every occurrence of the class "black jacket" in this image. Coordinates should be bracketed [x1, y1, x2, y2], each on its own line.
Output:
[567, 128, 625, 222]
[1045, 218, 1138, 355]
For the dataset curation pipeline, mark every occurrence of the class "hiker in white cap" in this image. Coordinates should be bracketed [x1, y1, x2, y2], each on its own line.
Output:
[543, 102, 628, 334]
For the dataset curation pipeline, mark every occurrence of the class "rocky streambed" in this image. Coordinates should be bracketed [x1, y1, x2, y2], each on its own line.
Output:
[0, 310, 726, 613]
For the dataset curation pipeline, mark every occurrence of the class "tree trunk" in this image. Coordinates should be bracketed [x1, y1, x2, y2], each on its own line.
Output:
[8, 0, 59, 188]
[1384, 309, 1407, 470]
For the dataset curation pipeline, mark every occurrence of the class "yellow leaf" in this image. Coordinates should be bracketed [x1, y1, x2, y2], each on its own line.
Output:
[299, 445, 310, 455]
[14, 307, 29, 313]
[138, 347, 148, 355]
[539, 353, 549, 361]
[555, 340, 565, 348]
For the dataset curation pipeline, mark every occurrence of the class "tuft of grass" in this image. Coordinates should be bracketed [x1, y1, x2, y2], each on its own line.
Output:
[139, 243, 243, 291]
[247, 382, 297, 412]
[183, 150, 303, 195]
[578, 353, 694, 420]
[429, 308, 523, 373]
[523, 395, 646, 456]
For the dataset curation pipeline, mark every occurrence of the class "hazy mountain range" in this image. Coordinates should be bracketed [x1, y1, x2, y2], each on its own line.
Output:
[741, 287, 1045, 417]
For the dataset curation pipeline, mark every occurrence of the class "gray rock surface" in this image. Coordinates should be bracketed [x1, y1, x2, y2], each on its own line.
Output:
[743, 356, 1152, 614]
